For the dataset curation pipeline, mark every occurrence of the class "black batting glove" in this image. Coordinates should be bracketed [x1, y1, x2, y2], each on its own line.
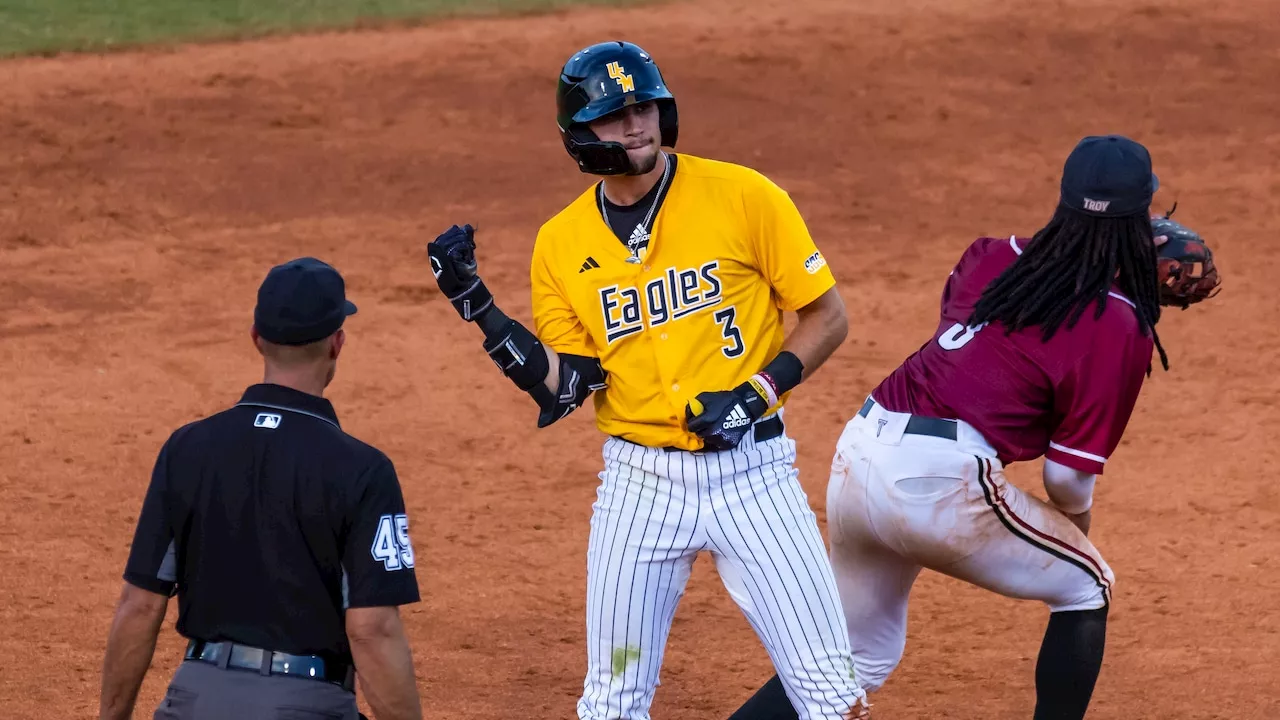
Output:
[685, 382, 770, 451]
[427, 224, 494, 322]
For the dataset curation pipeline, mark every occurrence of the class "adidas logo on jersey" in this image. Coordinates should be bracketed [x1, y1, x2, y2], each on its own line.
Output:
[579, 256, 601, 273]
[628, 224, 650, 250]
[722, 405, 752, 430]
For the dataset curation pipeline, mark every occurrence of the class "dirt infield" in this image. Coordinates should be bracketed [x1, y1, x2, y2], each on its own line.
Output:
[2, 0, 1278, 717]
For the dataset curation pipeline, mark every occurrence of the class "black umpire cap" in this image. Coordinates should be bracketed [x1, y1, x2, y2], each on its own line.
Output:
[253, 257, 358, 345]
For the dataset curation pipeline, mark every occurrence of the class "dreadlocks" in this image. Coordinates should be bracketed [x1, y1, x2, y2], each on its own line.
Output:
[967, 205, 1169, 372]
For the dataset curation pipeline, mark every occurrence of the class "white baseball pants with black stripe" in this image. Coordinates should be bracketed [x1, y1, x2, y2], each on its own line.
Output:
[577, 419, 867, 719]
[825, 403, 1115, 692]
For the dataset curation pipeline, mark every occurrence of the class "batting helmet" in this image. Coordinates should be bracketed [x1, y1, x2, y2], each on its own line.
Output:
[556, 41, 679, 176]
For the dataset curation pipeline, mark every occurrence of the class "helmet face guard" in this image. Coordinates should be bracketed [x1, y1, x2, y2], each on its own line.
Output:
[556, 41, 679, 176]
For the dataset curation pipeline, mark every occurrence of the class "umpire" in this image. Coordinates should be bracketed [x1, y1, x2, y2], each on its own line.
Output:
[98, 258, 424, 720]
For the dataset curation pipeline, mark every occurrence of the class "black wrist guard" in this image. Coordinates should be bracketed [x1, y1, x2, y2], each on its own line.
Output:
[447, 277, 495, 322]
[732, 380, 770, 421]
[481, 313, 549, 392]
[761, 351, 805, 395]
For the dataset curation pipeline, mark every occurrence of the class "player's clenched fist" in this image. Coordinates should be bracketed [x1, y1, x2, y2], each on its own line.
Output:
[427, 224, 493, 322]
[685, 378, 772, 451]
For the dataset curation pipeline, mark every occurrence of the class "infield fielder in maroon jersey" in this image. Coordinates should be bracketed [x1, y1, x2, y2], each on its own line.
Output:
[872, 233, 1155, 476]
[730, 135, 1173, 720]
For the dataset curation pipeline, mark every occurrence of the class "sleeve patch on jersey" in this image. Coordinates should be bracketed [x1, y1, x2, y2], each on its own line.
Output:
[803, 251, 827, 274]
[1048, 442, 1107, 465]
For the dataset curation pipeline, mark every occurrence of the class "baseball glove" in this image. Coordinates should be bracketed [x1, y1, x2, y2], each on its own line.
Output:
[1151, 212, 1222, 309]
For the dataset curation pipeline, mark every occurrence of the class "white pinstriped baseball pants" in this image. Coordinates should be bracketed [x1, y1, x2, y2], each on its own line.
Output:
[577, 419, 866, 720]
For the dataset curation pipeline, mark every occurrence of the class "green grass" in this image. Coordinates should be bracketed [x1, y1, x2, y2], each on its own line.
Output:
[0, 0, 648, 58]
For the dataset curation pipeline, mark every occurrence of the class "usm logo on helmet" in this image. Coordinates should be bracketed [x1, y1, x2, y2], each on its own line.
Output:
[607, 61, 635, 93]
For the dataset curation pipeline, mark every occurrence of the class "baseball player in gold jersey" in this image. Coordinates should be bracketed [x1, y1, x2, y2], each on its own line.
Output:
[427, 41, 869, 719]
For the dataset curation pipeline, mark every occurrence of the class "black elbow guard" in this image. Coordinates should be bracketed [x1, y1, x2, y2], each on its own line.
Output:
[482, 317, 549, 392]
[477, 310, 604, 427]
[537, 353, 607, 428]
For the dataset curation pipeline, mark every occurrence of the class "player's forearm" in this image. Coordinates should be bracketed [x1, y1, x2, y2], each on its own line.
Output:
[348, 615, 423, 720]
[1042, 460, 1096, 536]
[1067, 509, 1093, 536]
[475, 305, 561, 393]
[99, 587, 167, 720]
[475, 306, 592, 425]
[783, 286, 849, 380]
[541, 344, 560, 392]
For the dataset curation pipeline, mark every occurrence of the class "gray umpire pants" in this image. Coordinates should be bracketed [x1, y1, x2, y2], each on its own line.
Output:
[154, 660, 360, 720]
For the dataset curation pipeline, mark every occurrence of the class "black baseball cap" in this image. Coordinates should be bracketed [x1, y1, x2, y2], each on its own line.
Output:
[253, 257, 358, 346]
[1059, 134, 1159, 217]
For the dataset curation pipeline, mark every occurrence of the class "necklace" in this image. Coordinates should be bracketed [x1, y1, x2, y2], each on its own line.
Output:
[599, 152, 671, 264]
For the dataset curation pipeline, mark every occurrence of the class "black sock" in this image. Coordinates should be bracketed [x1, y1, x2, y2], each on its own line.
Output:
[727, 674, 800, 720]
[1034, 605, 1109, 720]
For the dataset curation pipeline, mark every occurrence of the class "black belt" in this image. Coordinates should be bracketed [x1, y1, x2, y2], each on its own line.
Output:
[184, 639, 355, 692]
[613, 414, 784, 452]
[858, 398, 957, 441]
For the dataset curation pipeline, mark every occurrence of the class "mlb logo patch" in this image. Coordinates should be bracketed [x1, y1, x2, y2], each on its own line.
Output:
[804, 251, 827, 274]
[254, 413, 282, 429]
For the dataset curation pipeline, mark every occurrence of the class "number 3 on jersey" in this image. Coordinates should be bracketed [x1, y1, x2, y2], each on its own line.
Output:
[371, 513, 415, 571]
[715, 307, 745, 358]
[938, 321, 988, 350]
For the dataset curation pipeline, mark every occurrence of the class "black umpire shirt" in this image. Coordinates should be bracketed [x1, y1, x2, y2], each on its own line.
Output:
[123, 383, 420, 662]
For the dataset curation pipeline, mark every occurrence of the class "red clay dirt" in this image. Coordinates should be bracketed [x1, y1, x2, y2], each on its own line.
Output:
[1, 0, 1277, 717]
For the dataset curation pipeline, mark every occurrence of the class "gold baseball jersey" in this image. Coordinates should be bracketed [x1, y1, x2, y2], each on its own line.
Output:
[531, 153, 835, 450]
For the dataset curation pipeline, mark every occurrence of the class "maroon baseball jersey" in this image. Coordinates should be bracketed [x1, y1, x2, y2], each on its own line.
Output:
[871, 235, 1154, 474]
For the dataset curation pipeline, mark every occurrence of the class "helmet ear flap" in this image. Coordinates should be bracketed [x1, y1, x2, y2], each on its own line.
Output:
[658, 99, 679, 149]
[562, 125, 633, 176]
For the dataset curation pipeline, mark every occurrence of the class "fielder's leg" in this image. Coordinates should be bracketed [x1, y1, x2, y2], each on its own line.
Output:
[706, 432, 867, 720]
[818, 413, 1114, 720]
[1034, 605, 1108, 719]
[726, 674, 795, 720]
[935, 458, 1114, 720]
[577, 438, 703, 720]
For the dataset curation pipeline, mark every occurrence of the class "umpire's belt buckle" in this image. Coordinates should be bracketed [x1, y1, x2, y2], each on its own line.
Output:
[185, 639, 355, 692]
